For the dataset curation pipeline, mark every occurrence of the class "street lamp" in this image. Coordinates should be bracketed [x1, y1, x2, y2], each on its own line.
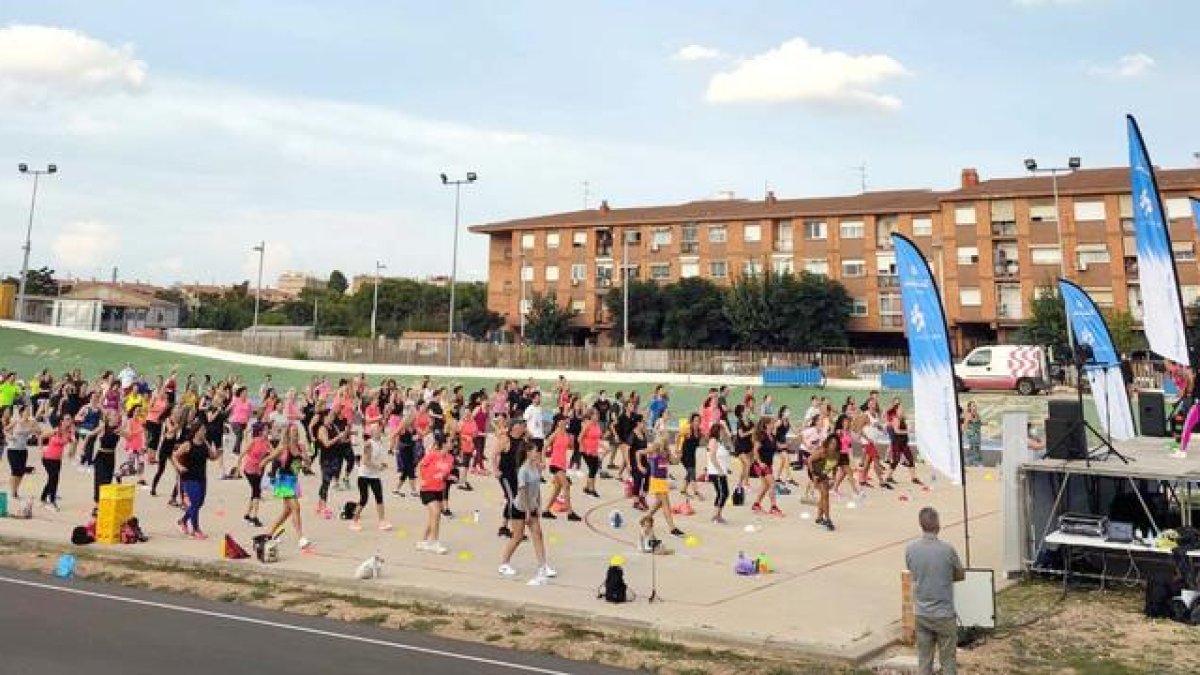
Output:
[622, 229, 630, 349]
[15, 163, 57, 322]
[251, 241, 265, 335]
[370, 260, 387, 340]
[1023, 157, 1081, 282]
[519, 250, 528, 340]
[440, 171, 477, 366]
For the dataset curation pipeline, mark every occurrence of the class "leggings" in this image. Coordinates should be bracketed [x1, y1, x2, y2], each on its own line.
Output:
[583, 454, 600, 479]
[1182, 402, 1200, 451]
[93, 451, 116, 502]
[41, 458, 62, 504]
[246, 472, 263, 501]
[472, 438, 486, 470]
[357, 477, 383, 506]
[145, 421, 162, 456]
[151, 443, 175, 494]
[229, 423, 246, 455]
[711, 474, 730, 509]
[397, 445, 416, 480]
[341, 446, 356, 477]
[318, 456, 340, 502]
[181, 479, 205, 532]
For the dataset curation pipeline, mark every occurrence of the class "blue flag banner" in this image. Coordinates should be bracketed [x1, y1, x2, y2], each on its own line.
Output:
[1128, 115, 1190, 366]
[1191, 197, 1200, 238]
[1058, 279, 1136, 440]
[892, 233, 962, 485]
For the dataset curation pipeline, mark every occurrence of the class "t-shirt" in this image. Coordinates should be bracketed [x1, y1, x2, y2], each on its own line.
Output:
[241, 436, 272, 475]
[904, 534, 964, 618]
[580, 422, 602, 456]
[230, 398, 253, 425]
[523, 404, 545, 440]
[358, 439, 386, 480]
[418, 452, 454, 492]
[44, 432, 70, 461]
[517, 463, 541, 513]
[648, 396, 668, 427]
[549, 433, 571, 469]
[0, 382, 19, 407]
[706, 440, 731, 476]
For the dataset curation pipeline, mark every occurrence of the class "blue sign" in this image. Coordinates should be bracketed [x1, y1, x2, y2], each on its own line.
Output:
[1058, 279, 1119, 366]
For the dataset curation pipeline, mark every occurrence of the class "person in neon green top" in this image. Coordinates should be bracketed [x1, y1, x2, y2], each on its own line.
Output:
[0, 373, 20, 410]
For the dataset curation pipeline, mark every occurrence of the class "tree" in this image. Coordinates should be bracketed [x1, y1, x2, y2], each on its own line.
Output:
[1018, 287, 1068, 359]
[723, 272, 851, 351]
[4, 266, 59, 296]
[523, 293, 576, 345]
[661, 278, 732, 349]
[459, 304, 505, 340]
[1103, 308, 1145, 356]
[327, 270, 349, 295]
[604, 280, 667, 347]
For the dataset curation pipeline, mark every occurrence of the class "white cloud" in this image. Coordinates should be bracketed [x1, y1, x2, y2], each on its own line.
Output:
[0, 24, 147, 104]
[51, 220, 121, 271]
[672, 44, 723, 62]
[705, 38, 909, 111]
[1086, 53, 1155, 79]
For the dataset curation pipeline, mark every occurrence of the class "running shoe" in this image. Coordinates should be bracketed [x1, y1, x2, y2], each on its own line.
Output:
[769, 506, 784, 517]
[177, 519, 190, 536]
[527, 575, 548, 586]
[541, 510, 557, 520]
[378, 521, 393, 531]
[498, 564, 518, 578]
[191, 531, 209, 541]
[429, 541, 449, 555]
[567, 512, 582, 522]
[712, 515, 727, 524]
[912, 478, 925, 486]
[298, 537, 313, 550]
[670, 528, 685, 537]
[349, 522, 363, 532]
[823, 519, 836, 532]
[538, 564, 558, 578]
[751, 503, 764, 514]
[415, 540, 432, 551]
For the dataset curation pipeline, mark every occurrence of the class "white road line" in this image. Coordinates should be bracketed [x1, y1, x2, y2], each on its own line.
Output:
[0, 574, 575, 675]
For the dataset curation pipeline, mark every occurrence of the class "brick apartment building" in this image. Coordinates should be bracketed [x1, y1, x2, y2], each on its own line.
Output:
[469, 166, 1200, 353]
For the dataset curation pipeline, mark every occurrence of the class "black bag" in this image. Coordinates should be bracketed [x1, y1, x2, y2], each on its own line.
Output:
[601, 565, 628, 603]
[1170, 597, 1194, 624]
[70, 526, 94, 546]
[340, 501, 357, 520]
[731, 485, 745, 507]
[1144, 570, 1181, 618]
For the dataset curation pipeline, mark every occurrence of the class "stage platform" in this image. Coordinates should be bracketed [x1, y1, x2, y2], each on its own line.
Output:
[1023, 436, 1200, 482]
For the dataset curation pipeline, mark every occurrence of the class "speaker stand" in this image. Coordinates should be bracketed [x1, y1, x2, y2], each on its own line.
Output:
[1075, 363, 1129, 466]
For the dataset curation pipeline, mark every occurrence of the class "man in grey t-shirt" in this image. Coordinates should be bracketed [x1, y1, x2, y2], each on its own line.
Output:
[904, 507, 964, 675]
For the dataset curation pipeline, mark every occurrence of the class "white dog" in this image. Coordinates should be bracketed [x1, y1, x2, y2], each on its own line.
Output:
[355, 554, 384, 580]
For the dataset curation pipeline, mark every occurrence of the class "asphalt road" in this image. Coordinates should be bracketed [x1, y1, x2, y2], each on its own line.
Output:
[0, 568, 632, 675]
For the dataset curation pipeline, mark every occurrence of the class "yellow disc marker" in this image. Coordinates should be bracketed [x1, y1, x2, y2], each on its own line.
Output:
[457, 550, 475, 562]
[609, 555, 626, 567]
[547, 533, 561, 545]
[684, 535, 700, 548]
[395, 529, 408, 539]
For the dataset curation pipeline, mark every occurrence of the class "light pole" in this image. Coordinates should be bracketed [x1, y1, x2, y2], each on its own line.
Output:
[1024, 157, 1081, 283]
[370, 260, 387, 340]
[622, 229, 630, 349]
[519, 250, 527, 340]
[251, 241, 265, 335]
[15, 163, 57, 322]
[440, 171, 477, 367]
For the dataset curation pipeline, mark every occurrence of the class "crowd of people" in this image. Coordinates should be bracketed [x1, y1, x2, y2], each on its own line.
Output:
[0, 365, 927, 585]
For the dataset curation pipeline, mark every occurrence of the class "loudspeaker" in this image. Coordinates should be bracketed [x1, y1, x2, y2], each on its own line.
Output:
[1139, 391, 1167, 437]
[1048, 399, 1084, 421]
[1046, 417, 1086, 460]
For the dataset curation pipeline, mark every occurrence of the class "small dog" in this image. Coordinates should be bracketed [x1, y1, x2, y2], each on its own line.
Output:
[355, 554, 385, 580]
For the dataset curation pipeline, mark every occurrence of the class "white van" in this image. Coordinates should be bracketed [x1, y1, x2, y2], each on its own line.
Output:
[954, 345, 1051, 396]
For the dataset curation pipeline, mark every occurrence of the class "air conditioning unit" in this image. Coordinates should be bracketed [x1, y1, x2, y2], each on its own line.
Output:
[650, 243, 660, 252]
[1076, 263, 1089, 272]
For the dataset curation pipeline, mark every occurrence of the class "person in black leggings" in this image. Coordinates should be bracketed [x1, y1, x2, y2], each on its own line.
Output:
[393, 420, 418, 496]
[495, 417, 523, 539]
[315, 410, 349, 518]
[151, 409, 185, 502]
[93, 411, 122, 504]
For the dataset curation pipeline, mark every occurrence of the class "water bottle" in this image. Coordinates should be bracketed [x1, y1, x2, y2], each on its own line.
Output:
[472, 509, 480, 524]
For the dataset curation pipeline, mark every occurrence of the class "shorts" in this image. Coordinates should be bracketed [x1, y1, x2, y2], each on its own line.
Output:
[649, 477, 669, 495]
[836, 453, 850, 467]
[419, 490, 443, 505]
[7, 448, 28, 475]
[273, 473, 298, 499]
[506, 505, 528, 521]
[549, 465, 565, 475]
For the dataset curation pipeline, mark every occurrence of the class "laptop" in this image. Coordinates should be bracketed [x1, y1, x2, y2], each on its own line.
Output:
[1106, 520, 1134, 543]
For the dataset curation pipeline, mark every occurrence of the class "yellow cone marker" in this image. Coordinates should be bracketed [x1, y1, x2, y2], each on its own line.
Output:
[684, 535, 700, 548]
[457, 550, 474, 561]
[609, 555, 626, 567]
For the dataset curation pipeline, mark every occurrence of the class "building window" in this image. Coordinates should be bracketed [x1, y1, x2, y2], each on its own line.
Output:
[773, 258, 794, 275]
[912, 216, 933, 237]
[1073, 200, 1106, 222]
[954, 206, 976, 226]
[879, 292, 902, 315]
[841, 259, 866, 278]
[709, 261, 728, 278]
[624, 229, 642, 244]
[956, 246, 979, 265]
[570, 299, 586, 313]
[545, 266, 559, 282]
[521, 265, 534, 282]
[1030, 246, 1061, 265]
[570, 263, 586, 282]
[1082, 288, 1114, 307]
[1029, 200, 1057, 223]
[1174, 242, 1196, 262]
[850, 299, 869, 317]
[804, 220, 827, 240]
[802, 259, 828, 276]
[596, 263, 613, 288]
[775, 220, 794, 252]
[1076, 244, 1110, 269]
[743, 223, 761, 242]
[743, 260, 762, 277]
[519, 299, 531, 316]
[876, 252, 897, 276]
[620, 263, 639, 281]
[876, 215, 898, 247]
[651, 227, 672, 249]
[839, 220, 864, 239]
[681, 223, 699, 254]
[521, 233, 535, 250]
[546, 231, 561, 249]
[1166, 197, 1193, 220]
[959, 288, 982, 307]
[1182, 286, 1200, 307]
[650, 263, 671, 280]
[990, 200, 1016, 224]
[680, 261, 699, 279]
[708, 224, 727, 243]
[572, 231, 587, 248]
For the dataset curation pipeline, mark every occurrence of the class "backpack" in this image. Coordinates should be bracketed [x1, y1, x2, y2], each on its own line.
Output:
[119, 517, 147, 544]
[71, 525, 94, 546]
[340, 501, 358, 520]
[601, 565, 629, 603]
[732, 485, 745, 506]
[1144, 570, 1180, 618]
[252, 533, 280, 563]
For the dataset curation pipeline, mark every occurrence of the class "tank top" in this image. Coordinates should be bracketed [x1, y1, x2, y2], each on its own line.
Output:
[6, 426, 33, 450]
[549, 433, 571, 469]
[498, 433, 520, 478]
[99, 427, 121, 453]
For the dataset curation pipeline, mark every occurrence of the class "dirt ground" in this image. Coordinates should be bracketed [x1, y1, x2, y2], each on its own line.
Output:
[880, 577, 1200, 675]
[0, 540, 866, 675]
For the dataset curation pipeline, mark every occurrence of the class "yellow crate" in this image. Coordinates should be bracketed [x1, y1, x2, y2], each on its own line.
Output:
[99, 484, 136, 501]
[96, 483, 136, 545]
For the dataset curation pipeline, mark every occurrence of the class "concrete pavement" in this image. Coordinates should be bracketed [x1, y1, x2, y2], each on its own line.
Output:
[0, 567, 632, 675]
[0, 454, 1004, 662]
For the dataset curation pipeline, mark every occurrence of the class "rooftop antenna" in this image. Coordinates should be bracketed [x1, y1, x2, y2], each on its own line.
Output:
[852, 162, 868, 193]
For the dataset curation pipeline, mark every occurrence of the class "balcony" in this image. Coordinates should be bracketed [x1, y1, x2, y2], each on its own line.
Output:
[773, 241, 794, 254]
[1125, 257, 1139, 280]
[878, 274, 900, 289]
[997, 303, 1023, 321]
[680, 241, 700, 255]
[595, 247, 613, 259]
[879, 314, 904, 328]
[991, 221, 1018, 238]
[993, 260, 1019, 279]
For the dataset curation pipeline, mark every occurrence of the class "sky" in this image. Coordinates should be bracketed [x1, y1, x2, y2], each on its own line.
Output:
[2, 0, 1199, 287]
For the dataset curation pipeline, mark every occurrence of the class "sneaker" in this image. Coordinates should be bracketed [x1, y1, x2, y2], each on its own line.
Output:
[429, 541, 449, 555]
[250, 517, 263, 527]
[416, 540, 432, 552]
[538, 564, 558, 578]
[751, 503, 764, 514]
[769, 506, 784, 517]
[177, 519, 190, 536]
[498, 526, 513, 538]
[458, 483, 474, 492]
[46, 501, 60, 512]
[712, 515, 727, 525]
[191, 531, 209, 541]
[498, 563, 518, 577]
[882, 482, 895, 490]
[378, 521, 393, 531]
[527, 575, 548, 586]
[823, 519, 836, 532]
[567, 512, 582, 522]
[298, 537, 313, 550]
[670, 528, 685, 537]
[349, 522, 363, 532]
[541, 510, 557, 520]
[320, 509, 332, 520]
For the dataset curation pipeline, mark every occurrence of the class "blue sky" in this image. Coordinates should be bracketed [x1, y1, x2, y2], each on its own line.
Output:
[2, 0, 1198, 286]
